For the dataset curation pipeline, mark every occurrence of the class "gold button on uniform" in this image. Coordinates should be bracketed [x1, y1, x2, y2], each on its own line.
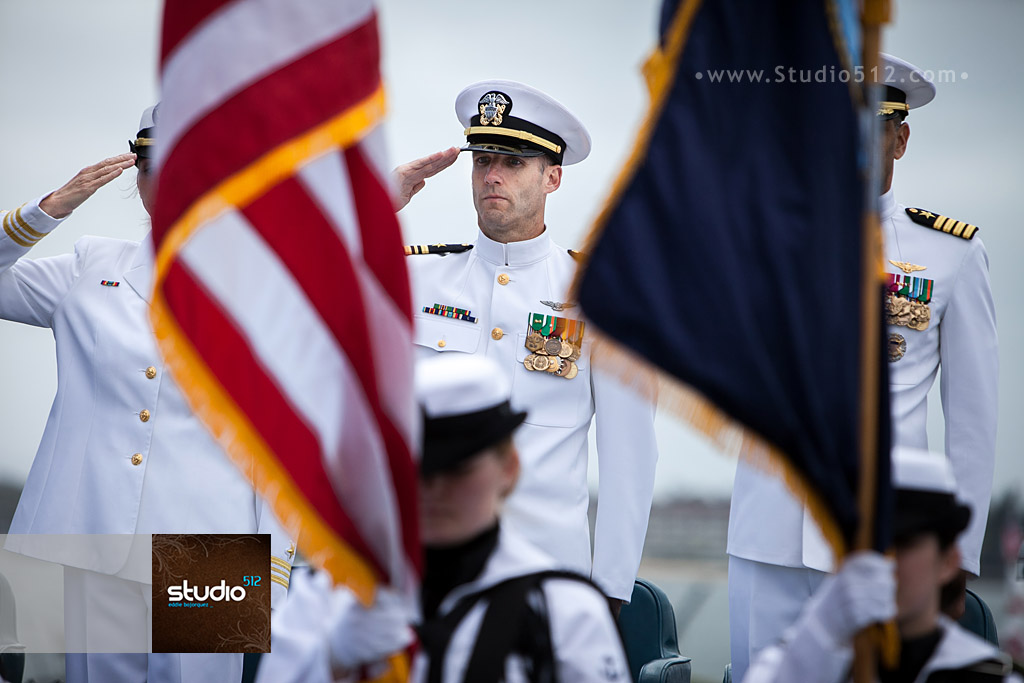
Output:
[497, 273, 510, 285]
[437, 339, 447, 348]
[491, 327, 504, 340]
[145, 366, 157, 379]
[139, 409, 151, 423]
[131, 453, 143, 466]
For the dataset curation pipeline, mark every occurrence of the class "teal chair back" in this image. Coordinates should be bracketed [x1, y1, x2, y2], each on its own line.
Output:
[619, 578, 692, 683]
[958, 587, 999, 646]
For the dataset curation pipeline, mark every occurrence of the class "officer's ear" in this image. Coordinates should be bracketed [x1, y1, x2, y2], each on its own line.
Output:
[542, 163, 562, 195]
[938, 543, 961, 585]
[494, 438, 521, 498]
[894, 122, 910, 161]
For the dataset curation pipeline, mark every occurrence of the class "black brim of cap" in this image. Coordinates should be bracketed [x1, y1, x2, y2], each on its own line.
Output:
[421, 403, 527, 477]
[893, 490, 971, 543]
[460, 143, 547, 157]
[128, 140, 154, 158]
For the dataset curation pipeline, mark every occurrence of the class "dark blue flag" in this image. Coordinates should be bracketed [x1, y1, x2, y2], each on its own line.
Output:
[576, 0, 891, 555]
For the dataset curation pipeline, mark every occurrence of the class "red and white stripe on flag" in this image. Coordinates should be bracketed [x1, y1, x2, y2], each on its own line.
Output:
[150, 0, 420, 608]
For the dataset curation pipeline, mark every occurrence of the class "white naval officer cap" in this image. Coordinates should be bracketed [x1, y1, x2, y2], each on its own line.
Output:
[415, 354, 527, 477]
[891, 446, 970, 544]
[876, 53, 936, 120]
[455, 80, 592, 166]
[129, 104, 159, 161]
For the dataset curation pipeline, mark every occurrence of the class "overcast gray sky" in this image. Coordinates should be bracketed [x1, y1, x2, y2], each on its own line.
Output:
[0, 0, 1021, 501]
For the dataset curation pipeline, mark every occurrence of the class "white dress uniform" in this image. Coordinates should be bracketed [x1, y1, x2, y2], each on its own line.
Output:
[406, 229, 658, 601]
[258, 524, 628, 683]
[0, 197, 294, 681]
[880, 189, 998, 575]
[746, 615, 1021, 683]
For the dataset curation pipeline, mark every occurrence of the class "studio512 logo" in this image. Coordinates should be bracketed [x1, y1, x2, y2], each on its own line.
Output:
[152, 535, 271, 653]
[165, 574, 262, 606]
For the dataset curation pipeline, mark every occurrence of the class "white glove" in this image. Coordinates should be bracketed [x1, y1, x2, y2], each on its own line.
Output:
[327, 581, 414, 670]
[806, 551, 895, 645]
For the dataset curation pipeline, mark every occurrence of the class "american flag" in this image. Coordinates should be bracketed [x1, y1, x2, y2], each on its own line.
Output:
[150, 0, 420, 609]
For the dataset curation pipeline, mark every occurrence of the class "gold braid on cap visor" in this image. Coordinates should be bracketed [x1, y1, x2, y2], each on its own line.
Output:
[463, 127, 562, 154]
[133, 137, 155, 147]
[877, 101, 910, 116]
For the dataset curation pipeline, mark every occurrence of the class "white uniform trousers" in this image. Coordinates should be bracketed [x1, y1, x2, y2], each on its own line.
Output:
[728, 556, 825, 683]
[63, 567, 242, 683]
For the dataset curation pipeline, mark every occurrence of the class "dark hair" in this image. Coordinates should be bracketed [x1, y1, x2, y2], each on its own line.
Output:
[939, 570, 967, 614]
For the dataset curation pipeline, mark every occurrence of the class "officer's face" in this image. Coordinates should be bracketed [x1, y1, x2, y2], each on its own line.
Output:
[894, 533, 960, 636]
[418, 443, 520, 545]
[880, 119, 910, 193]
[137, 158, 156, 217]
[471, 153, 561, 240]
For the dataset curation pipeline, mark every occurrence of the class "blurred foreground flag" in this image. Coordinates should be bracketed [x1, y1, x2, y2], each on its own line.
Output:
[150, 0, 420, 610]
[575, 0, 891, 556]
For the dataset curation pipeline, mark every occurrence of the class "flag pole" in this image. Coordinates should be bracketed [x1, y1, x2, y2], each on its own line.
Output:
[853, 2, 891, 681]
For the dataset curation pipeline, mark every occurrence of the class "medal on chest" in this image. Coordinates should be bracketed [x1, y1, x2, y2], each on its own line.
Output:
[884, 273, 933, 332]
[523, 313, 584, 380]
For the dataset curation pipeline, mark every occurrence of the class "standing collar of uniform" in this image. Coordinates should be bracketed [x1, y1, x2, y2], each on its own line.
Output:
[123, 232, 155, 303]
[436, 524, 554, 616]
[474, 228, 553, 267]
[879, 188, 897, 220]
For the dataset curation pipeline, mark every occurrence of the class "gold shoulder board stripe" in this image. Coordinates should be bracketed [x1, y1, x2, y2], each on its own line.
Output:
[567, 249, 586, 262]
[270, 574, 289, 589]
[403, 243, 474, 256]
[270, 556, 292, 573]
[905, 207, 979, 240]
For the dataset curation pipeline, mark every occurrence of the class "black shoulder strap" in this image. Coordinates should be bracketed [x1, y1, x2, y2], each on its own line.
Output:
[462, 574, 536, 682]
[419, 588, 483, 683]
[462, 570, 602, 683]
[419, 570, 602, 683]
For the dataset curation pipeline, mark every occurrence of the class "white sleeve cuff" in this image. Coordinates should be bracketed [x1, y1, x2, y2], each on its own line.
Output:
[24, 194, 66, 232]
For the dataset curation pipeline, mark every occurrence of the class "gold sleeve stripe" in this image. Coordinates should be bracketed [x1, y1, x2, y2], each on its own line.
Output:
[4, 208, 44, 246]
[2, 212, 34, 248]
[12, 207, 46, 240]
[270, 574, 289, 589]
[271, 565, 291, 579]
[270, 556, 292, 572]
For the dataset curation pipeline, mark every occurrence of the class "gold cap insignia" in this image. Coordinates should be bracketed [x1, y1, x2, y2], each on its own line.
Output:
[478, 92, 509, 126]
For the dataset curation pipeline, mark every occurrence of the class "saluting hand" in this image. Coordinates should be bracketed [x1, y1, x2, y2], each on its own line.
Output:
[40, 153, 137, 219]
[391, 146, 460, 212]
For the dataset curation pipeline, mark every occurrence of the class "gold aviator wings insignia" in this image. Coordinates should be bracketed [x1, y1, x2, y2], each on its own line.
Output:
[888, 260, 927, 274]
